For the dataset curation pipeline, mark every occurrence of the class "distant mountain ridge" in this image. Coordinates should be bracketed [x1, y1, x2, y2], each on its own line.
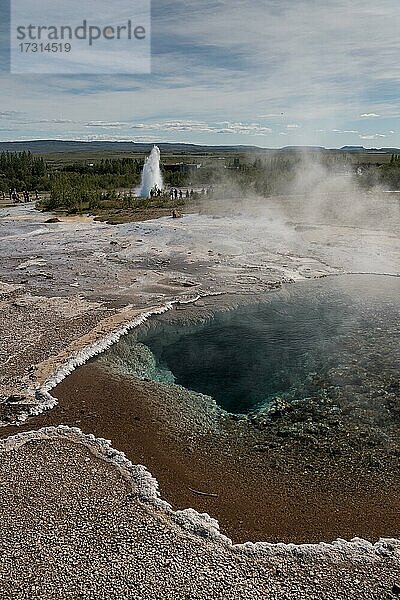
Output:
[0, 140, 398, 155]
[0, 140, 260, 154]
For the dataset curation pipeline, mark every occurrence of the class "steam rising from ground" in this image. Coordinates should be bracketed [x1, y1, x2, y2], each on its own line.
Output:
[286, 154, 397, 229]
[197, 153, 400, 275]
[104, 274, 399, 417]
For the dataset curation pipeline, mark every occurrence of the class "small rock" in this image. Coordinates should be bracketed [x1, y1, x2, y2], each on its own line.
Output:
[392, 583, 400, 596]
[6, 395, 26, 404]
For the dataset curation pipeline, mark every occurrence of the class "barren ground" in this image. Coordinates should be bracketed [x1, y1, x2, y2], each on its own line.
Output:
[0, 196, 399, 599]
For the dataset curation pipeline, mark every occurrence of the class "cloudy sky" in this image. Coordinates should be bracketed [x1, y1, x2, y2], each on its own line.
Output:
[0, 0, 399, 147]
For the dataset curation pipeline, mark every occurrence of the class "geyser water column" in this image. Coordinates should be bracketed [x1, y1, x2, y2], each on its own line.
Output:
[139, 146, 163, 197]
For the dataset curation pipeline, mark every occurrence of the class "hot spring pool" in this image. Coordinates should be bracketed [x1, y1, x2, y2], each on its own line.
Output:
[101, 275, 399, 416]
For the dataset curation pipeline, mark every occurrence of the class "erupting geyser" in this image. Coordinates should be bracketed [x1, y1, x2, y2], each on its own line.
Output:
[139, 146, 163, 197]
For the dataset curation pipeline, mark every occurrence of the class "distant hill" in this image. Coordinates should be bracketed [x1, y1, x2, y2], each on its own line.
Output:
[340, 146, 400, 153]
[0, 140, 398, 156]
[0, 140, 261, 155]
[279, 146, 326, 151]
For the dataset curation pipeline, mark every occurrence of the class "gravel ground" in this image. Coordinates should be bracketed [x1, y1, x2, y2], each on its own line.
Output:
[0, 200, 399, 598]
[0, 427, 399, 600]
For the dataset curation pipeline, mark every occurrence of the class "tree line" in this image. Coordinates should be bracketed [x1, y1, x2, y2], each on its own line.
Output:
[2, 150, 400, 212]
[0, 151, 47, 192]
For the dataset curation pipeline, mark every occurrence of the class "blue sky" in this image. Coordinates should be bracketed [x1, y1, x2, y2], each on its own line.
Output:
[0, 0, 399, 147]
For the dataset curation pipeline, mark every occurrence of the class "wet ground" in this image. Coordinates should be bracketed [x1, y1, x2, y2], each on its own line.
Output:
[5, 276, 399, 545]
[1, 196, 400, 597]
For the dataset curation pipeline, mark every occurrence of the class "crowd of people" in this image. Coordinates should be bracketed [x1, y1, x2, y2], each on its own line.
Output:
[147, 186, 214, 200]
[169, 187, 212, 201]
[2, 183, 213, 206]
[149, 185, 163, 198]
[2, 189, 40, 203]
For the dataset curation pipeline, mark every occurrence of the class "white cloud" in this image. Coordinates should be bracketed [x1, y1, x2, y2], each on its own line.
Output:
[84, 133, 162, 142]
[0, 0, 400, 147]
[130, 120, 272, 136]
[86, 121, 129, 128]
[359, 133, 386, 140]
[332, 129, 359, 134]
[256, 114, 284, 119]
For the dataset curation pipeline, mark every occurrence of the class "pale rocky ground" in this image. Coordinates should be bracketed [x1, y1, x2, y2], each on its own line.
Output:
[0, 427, 399, 600]
[0, 196, 399, 598]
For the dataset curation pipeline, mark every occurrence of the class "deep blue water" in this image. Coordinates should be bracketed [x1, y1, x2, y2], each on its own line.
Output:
[113, 275, 400, 414]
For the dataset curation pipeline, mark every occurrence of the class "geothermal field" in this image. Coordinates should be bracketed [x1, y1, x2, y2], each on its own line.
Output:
[0, 150, 400, 598]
